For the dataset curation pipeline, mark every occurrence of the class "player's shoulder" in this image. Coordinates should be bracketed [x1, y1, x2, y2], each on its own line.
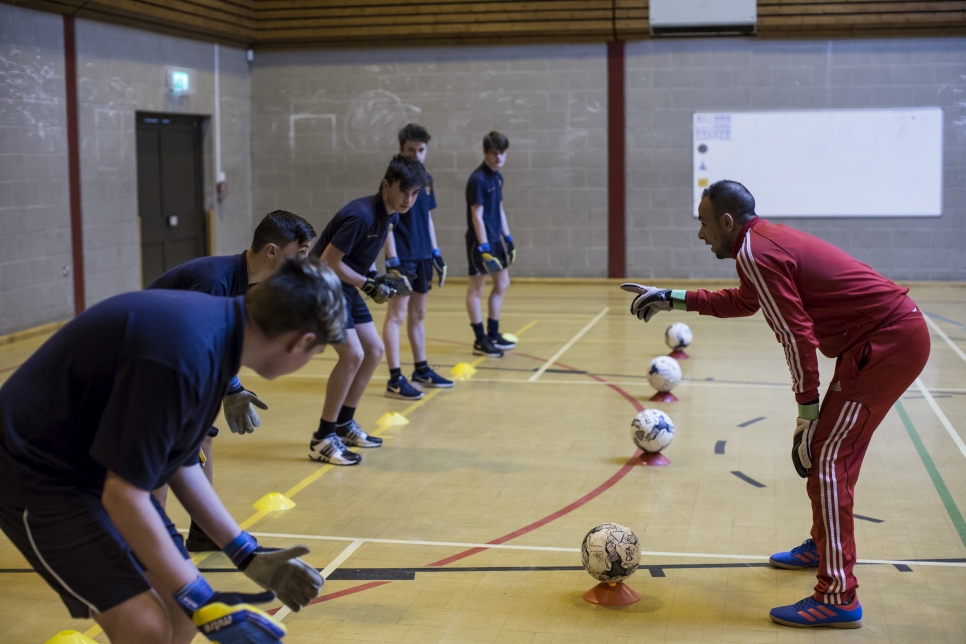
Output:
[339, 194, 378, 220]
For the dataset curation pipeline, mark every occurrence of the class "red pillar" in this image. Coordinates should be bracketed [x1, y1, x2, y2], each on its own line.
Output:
[607, 40, 626, 279]
[63, 15, 85, 314]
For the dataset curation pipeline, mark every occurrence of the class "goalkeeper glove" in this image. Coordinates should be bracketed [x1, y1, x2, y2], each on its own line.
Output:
[174, 576, 286, 644]
[503, 235, 516, 266]
[223, 531, 324, 612]
[223, 389, 268, 435]
[431, 249, 446, 287]
[619, 283, 686, 322]
[361, 271, 397, 304]
[383, 257, 412, 297]
[792, 401, 819, 478]
[477, 243, 503, 273]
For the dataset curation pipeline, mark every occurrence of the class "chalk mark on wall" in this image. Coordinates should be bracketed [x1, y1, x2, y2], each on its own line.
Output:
[289, 113, 337, 158]
[344, 89, 420, 150]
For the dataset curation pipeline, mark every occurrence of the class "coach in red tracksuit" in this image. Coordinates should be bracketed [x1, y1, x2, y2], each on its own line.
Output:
[622, 180, 930, 629]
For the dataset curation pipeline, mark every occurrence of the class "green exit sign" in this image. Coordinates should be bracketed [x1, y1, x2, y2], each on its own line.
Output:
[166, 67, 194, 95]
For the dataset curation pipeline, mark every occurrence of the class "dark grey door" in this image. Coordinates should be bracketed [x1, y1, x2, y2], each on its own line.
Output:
[136, 112, 206, 287]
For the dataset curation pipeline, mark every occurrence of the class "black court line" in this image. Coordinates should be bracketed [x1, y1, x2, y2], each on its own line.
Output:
[731, 471, 766, 488]
[854, 514, 884, 523]
[738, 417, 766, 427]
[894, 564, 913, 572]
[715, 440, 726, 454]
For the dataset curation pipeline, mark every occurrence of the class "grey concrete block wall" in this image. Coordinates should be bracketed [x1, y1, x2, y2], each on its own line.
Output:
[250, 46, 609, 277]
[0, 4, 73, 335]
[75, 20, 253, 305]
[626, 38, 966, 282]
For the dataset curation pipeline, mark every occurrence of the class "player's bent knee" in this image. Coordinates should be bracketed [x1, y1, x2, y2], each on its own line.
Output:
[97, 593, 173, 644]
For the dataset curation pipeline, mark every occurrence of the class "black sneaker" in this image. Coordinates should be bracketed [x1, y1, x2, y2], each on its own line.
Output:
[473, 337, 504, 357]
[385, 375, 425, 400]
[185, 521, 219, 552]
[488, 333, 516, 350]
[308, 434, 362, 465]
[411, 367, 454, 388]
[336, 419, 383, 448]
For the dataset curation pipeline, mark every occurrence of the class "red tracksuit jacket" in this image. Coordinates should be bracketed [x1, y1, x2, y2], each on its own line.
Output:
[686, 217, 910, 404]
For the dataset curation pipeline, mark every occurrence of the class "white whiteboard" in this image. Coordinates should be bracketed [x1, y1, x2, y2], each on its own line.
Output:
[692, 108, 944, 217]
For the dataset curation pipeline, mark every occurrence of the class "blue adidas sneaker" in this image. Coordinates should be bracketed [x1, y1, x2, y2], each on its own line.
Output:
[769, 538, 819, 569]
[770, 595, 862, 628]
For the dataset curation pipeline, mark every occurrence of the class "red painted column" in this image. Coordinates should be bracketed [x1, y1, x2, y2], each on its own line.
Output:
[63, 15, 85, 314]
[606, 40, 626, 279]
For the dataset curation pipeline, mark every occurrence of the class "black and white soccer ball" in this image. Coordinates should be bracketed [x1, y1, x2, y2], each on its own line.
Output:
[647, 356, 682, 392]
[581, 522, 641, 583]
[665, 322, 693, 351]
[631, 408, 675, 453]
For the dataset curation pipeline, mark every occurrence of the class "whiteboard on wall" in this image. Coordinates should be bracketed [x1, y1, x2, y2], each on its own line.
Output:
[692, 108, 944, 217]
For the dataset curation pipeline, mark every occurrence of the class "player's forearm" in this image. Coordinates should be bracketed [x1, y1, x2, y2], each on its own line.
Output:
[168, 464, 241, 548]
[471, 206, 488, 244]
[428, 212, 439, 249]
[384, 231, 398, 259]
[101, 471, 197, 593]
[499, 204, 510, 237]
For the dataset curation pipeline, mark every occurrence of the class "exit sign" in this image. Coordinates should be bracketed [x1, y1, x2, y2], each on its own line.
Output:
[166, 67, 194, 95]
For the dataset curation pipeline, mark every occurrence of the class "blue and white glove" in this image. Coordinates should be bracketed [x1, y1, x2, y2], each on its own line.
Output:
[503, 235, 516, 266]
[174, 575, 285, 644]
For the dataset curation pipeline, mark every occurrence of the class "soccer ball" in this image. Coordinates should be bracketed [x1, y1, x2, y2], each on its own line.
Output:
[665, 322, 692, 351]
[581, 523, 640, 583]
[631, 409, 675, 453]
[647, 356, 682, 392]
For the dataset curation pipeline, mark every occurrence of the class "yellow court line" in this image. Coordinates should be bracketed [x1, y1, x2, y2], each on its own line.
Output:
[513, 320, 539, 336]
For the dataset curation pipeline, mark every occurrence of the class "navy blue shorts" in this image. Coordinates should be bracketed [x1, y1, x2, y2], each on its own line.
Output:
[396, 258, 433, 295]
[341, 282, 373, 330]
[0, 493, 190, 618]
[466, 238, 508, 277]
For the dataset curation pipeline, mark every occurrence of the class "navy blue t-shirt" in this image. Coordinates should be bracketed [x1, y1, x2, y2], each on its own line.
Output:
[310, 193, 400, 278]
[465, 163, 503, 245]
[394, 174, 437, 260]
[0, 291, 244, 503]
[148, 251, 249, 297]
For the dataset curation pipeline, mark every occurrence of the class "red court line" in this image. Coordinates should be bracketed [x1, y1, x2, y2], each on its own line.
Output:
[295, 347, 646, 608]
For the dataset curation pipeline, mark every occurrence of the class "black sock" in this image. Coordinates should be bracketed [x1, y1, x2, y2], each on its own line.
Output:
[414, 361, 430, 374]
[487, 318, 499, 337]
[389, 367, 402, 381]
[471, 322, 485, 341]
[336, 405, 356, 426]
[314, 418, 337, 440]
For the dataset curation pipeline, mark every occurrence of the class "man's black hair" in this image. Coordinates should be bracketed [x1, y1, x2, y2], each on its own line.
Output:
[245, 257, 346, 348]
[701, 180, 756, 221]
[251, 210, 316, 252]
[483, 131, 510, 153]
[383, 154, 429, 192]
[398, 123, 431, 147]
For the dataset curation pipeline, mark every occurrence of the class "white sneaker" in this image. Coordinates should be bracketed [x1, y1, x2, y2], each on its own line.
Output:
[337, 419, 382, 448]
[308, 433, 361, 465]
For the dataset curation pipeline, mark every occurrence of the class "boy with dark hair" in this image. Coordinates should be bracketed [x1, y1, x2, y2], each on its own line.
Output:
[149, 209, 316, 552]
[382, 124, 453, 400]
[465, 131, 516, 357]
[622, 179, 930, 629]
[0, 258, 343, 644]
[309, 154, 428, 465]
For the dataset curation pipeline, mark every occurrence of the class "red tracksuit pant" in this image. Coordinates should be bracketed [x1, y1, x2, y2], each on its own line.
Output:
[806, 302, 930, 604]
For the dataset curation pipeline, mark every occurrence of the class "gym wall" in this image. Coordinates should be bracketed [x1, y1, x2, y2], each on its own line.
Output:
[250, 46, 609, 278]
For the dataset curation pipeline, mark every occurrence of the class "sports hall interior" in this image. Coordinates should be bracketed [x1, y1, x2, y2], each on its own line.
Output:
[1, 1, 965, 642]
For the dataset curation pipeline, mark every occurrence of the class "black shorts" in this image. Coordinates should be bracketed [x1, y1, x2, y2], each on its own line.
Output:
[341, 281, 373, 330]
[0, 493, 190, 618]
[466, 238, 508, 277]
[396, 258, 433, 295]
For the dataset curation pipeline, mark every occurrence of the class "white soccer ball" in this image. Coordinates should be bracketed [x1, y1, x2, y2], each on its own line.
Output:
[647, 356, 682, 392]
[581, 523, 640, 583]
[665, 322, 693, 351]
[631, 408, 675, 453]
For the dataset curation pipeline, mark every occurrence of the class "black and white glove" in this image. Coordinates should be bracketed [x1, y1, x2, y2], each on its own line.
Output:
[620, 283, 673, 322]
[223, 389, 268, 435]
[223, 531, 324, 612]
[792, 402, 820, 478]
[431, 249, 446, 287]
[361, 271, 398, 304]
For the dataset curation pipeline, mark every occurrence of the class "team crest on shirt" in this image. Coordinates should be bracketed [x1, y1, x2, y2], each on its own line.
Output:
[387, 223, 394, 234]
[425, 184, 432, 196]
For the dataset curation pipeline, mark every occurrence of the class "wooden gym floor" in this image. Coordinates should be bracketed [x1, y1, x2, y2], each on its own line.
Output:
[1, 280, 965, 643]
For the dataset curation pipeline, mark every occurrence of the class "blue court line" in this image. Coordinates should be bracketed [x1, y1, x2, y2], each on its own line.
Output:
[731, 471, 766, 488]
[738, 417, 766, 427]
[925, 311, 966, 328]
[714, 440, 726, 454]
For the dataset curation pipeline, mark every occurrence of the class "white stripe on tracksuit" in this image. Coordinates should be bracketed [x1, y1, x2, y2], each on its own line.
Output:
[737, 234, 805, 394]
[817, 401, 862, 604]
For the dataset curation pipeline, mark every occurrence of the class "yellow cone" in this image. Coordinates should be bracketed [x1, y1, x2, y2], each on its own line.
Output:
[44, 631, 99, 644]
[376, 412, 409, 426]
[450, 362, 477, 379]
[252, 492, 296, 512]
